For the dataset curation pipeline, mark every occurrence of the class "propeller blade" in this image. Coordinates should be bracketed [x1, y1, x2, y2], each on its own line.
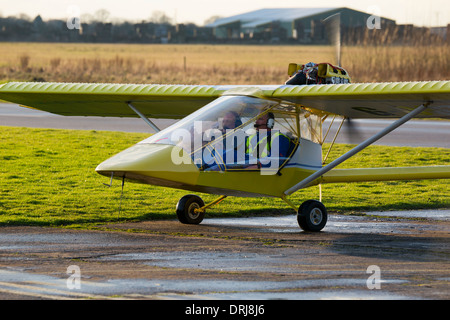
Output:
[322, 12, 341, 67]
[343, 118, 364, 144]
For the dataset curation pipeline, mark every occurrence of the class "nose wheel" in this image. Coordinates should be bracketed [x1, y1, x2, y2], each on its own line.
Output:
[176, 194, 227, 225]
[297, 200, 328, 232]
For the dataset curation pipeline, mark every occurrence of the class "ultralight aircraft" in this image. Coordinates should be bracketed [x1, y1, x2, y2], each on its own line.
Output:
[1, 17, 449, 232]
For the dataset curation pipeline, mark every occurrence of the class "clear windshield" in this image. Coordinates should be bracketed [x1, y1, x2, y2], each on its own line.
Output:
[140, 96, 320, 172]
[141, 96, 275, 146]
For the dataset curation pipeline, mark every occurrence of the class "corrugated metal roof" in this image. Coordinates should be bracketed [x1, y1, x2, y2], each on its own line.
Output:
[207, 8, 338, 28]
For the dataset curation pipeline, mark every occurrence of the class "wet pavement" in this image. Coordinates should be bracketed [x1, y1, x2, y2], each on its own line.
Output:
[0, 104, 448, 300]
[0, 210, 448, 300]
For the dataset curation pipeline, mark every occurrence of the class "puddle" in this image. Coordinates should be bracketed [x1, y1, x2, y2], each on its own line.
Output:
[104, 278, 408, 297]
[367, 209, 450, 221]
[100, 251, 300, 273]
[0, 232, 145, 253]
[202, 211, 448, 234]
[0, 268, 410, 299]
[194, 289, 416, 300]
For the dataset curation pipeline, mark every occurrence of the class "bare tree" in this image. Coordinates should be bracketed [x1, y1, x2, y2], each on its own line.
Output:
[17, 13, 32, 21]
[94, 9, 111, 23]
[80, 13, 94, 24]
[150, 11, 172, 24]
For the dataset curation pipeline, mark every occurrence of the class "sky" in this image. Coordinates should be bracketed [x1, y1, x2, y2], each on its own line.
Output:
[0, 0, 449, 27]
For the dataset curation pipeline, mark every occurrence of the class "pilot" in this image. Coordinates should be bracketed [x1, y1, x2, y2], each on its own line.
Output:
[221, 111, 242, 131]
[203, 111, 244, 170]
[202, 111, 241, 143]
[245, 112, 291, 168]
[220, 111, 245, 166]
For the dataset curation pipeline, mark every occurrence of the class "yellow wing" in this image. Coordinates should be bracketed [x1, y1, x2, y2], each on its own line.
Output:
[0, 82, 224, 119]
[318, 166, 450, 184]
[1, 80, 449, 119]
[272, 80, 450, 119]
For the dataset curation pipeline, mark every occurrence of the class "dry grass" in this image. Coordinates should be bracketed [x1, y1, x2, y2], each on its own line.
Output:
[0, 42, 448, 84]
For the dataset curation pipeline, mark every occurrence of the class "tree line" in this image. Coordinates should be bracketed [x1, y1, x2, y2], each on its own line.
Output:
[0, 12, 216, 43]
[0, 12, 447, 45]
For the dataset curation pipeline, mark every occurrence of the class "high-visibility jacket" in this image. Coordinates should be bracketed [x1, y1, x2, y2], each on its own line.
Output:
[245, 131, 291, 158]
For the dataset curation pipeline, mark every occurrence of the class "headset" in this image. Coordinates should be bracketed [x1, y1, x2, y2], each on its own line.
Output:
[229, 111, 242, 128]
[254, 112, 275, 129]
[266, 112, 275, 129]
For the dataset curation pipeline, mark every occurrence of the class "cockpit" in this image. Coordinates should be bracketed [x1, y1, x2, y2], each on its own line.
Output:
[140, 96, 323, 174]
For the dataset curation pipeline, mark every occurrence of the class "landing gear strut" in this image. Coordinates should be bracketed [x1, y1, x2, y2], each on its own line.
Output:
[176, 194, 227, 225]
[176, 194, 328, 232]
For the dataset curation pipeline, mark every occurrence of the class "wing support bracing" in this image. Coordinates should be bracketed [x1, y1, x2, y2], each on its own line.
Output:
[284, 103, 429, 195]
[127, 101, 161, 132]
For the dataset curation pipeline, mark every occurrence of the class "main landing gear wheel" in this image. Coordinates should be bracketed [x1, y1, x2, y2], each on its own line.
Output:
[176, 194, 205, 224]
[297, 200, 328, 232]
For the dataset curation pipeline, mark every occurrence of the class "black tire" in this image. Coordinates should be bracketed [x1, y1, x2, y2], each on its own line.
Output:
[297, 200, 328, 232]
[176, 195, 205, 224]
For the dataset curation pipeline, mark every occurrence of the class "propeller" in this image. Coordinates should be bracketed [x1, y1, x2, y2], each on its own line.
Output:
[343, 117, 364, 144]
[323, 13, 364, 144]
[322, 12, 341, 67]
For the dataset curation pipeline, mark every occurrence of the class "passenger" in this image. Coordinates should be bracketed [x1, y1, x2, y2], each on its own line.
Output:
[245, 112, 291, 168]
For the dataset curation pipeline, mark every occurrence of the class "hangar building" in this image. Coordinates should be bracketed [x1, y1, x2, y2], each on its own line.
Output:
[206, 7, 396, 43]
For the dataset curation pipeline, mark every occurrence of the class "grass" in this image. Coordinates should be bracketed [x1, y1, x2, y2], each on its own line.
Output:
[0, 43, 448, 227]
[0, 43, 448, 84]
[0, 126, 448, 227]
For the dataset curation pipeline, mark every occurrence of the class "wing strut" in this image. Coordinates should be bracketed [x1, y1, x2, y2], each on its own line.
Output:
[127, 102, 161, 132]
[284, 103, 429, 196]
